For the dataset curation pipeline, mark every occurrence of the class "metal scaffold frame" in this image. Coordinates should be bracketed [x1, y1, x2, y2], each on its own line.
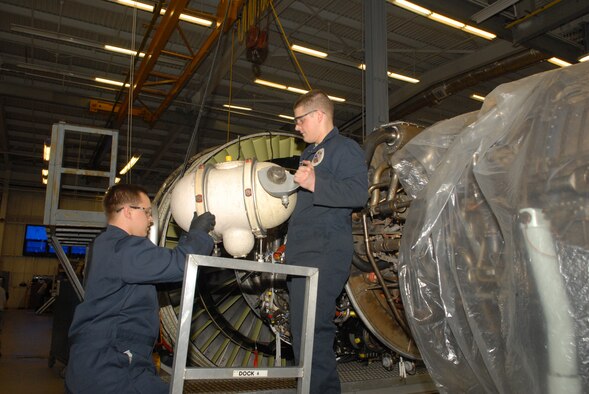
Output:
[43, 122, 118, 301]
[170, 254, 319, 394]
[44, 122, 118, 227]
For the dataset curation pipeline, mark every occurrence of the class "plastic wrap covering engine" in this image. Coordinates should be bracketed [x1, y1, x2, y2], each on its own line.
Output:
[394, 61, 589, 393]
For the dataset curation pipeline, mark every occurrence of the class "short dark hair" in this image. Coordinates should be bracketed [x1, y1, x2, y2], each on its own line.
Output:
[293, 89, 334, 118]
[103, 184, 148, 218]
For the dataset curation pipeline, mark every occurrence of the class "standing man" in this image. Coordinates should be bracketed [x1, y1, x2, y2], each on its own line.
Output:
[287, 90, 368, 393]
[66, 184, 215, 394]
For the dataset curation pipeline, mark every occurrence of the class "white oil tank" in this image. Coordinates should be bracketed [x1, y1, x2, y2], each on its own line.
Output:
[170, 158, 297, 257]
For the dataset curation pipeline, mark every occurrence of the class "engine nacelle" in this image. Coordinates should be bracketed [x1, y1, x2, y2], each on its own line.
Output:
[170, 158, 297, 257]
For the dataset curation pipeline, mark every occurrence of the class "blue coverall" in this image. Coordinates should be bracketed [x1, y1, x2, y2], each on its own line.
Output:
[286, 127, 368, 394]
[65, 225, 213, 394]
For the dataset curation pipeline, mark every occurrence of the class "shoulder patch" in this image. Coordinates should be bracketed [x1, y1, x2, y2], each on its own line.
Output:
[311, 148, 324, 166]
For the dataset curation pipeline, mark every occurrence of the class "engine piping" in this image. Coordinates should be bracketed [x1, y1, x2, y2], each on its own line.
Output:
[362, 213, 411, 336]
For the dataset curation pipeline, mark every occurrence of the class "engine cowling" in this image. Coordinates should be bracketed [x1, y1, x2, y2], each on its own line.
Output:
[170, 158, 296, 257]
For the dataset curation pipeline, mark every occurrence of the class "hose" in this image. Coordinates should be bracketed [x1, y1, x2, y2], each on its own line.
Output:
[352, 253, 389, 273]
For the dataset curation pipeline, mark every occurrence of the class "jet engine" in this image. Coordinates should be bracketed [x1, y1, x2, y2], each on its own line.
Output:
[153, 129, 424, 370]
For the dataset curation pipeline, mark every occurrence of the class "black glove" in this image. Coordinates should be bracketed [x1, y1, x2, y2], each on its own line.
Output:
[189, 211, 215, 233]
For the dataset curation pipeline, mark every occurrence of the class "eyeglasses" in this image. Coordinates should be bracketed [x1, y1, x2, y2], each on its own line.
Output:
[116, 205, 153, 217]
[293, 109, 318, 125]
[130, 205, 152, 217]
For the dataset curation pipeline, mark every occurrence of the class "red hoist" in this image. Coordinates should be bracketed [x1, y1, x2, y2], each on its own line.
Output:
[246, 21, 269, 77]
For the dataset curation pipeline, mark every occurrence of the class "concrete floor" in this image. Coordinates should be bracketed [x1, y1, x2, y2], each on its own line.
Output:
[0, 309, 65, 394]
[0, 309, 437, 394]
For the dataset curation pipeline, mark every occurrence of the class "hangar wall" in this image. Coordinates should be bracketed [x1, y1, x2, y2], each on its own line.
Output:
[0, 189, 102, 309]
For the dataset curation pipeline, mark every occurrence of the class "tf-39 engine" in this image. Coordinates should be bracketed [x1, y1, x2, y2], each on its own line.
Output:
[154, 126, 422, 371]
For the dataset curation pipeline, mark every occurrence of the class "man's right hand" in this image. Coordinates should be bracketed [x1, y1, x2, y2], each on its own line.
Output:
[294, 160, 316, 192]
[189, 212, 216, 233]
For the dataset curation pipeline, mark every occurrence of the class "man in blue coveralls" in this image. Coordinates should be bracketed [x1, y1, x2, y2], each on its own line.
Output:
[287, 90, 368, 393]
[66, 184, 215, 393]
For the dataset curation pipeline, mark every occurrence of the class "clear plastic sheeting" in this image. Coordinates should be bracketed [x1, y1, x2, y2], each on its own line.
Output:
[394, 61, 589, 394]
[391, 111, 478, 199]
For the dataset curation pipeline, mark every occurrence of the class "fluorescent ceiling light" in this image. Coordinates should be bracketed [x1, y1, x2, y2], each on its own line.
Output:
[389, 1, 496, 40]
[391, 0, 431, 16]
[42, 169, 49, 176]
[177, 13, 213, 27]
[359, 64, 420, 83]
[286, 86, 309, 94]
[119, 155, 140, 175]
[470, 93, 486, 102]
[115, 177, 121, 184]
[429, 13, 465, 28]
[291, 44, 328, 58]
[223, 104, 252, 111]
[327, 95, 346, 103]
[547, 57, 572, 68]
[462, 25, 496, 40]
[113, 0, 213, 27]
[42, 177, 48, 185]
[43, 140, 51, 161]
[95, 77, 130, 87]
[279, 114, 294, 120]
[579, 54, 589, 62]
[115, 0, 153, 12]
[104, 44, 145, 57]
[253, 79, 345, 102]
[387, 71, 419, 83]
[255, 79, 287, 90]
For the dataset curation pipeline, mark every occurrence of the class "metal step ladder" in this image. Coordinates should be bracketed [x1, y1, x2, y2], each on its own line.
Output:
[169, 254, 319, 394]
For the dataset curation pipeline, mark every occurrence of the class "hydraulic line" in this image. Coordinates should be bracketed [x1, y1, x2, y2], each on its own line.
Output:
[361, 213, 411, 336]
